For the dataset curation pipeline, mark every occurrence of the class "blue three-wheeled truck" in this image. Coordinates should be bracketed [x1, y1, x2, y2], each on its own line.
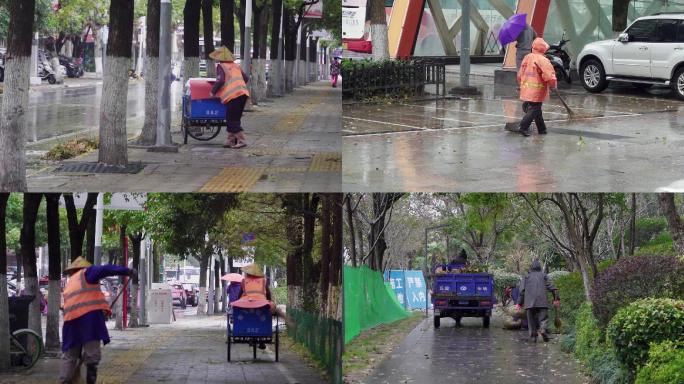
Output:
[431, 263, 495, 328]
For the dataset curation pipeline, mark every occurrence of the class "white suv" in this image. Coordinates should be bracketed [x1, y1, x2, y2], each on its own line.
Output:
[577, 13, 684, 100]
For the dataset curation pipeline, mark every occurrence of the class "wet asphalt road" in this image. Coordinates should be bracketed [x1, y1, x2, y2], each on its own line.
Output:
[343, 83, 684, 192]
[24, 80, 183, 150]
[365, 314, 587, 384]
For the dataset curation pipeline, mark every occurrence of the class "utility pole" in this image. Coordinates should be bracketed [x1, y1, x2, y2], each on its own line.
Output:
[140, 237, 149, 326]
[305, 34, 310, 83]
[94, 193, 104, 265]
[149, 0, 178, 153]
[207, 254, 215, 315]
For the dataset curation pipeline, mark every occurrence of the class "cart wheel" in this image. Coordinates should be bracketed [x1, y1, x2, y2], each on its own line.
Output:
[483, 316, 490, 328]
[186, 123, 222, 142]
[455, 316, 462, 327]
[253, 339, 257, 360]
[433, 316, 440, 329]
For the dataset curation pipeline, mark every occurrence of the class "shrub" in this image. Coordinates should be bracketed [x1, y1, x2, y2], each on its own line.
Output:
[341, 59, 436, 100]
[592, 255, 684, 327]
[491, 269, 520, 302]
[573, 302, 631, 384]
[554, 272, 587, 329]
[633, 217, 668, 247]
[634, 232, 675, 256]
[547, 270, 570, 282]
[607, 298, 684, 370]
[635, 341, 684, 384]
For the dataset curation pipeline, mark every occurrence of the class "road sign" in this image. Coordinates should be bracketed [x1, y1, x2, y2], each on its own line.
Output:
[384, 270, 432, 310]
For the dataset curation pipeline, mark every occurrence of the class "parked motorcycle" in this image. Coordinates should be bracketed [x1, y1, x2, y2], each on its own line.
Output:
[38, 60, 57, 84]
[58, 54, 84, 78]
[546, 34, 572, 85]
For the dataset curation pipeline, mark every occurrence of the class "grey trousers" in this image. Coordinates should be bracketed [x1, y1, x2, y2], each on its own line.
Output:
[526, 308, 548, 337]
[59, 340, 101, 383]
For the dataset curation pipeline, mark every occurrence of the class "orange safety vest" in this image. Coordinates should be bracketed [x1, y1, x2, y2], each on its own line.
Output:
[62, 269, 111, 321]
[215, 62, 250, 104]
[241, 275, 267, 301]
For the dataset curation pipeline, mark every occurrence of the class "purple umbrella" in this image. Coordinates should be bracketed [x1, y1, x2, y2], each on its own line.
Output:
[498, 13, 528, 45]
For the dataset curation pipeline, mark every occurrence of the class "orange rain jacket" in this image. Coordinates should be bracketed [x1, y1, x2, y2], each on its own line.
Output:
[517, 38, 557, 103]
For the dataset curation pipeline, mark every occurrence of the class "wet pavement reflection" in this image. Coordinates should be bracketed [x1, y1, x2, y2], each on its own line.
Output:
[343, 82, 684, 192]
[23, 80, 183, 149]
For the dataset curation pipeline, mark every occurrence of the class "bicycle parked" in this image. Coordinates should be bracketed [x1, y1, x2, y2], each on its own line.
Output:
[9, 295, 44, 369]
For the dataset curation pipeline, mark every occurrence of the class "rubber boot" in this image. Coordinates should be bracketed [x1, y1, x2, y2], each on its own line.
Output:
[258, 342, 266, 350]
[86, 363, 98, 384]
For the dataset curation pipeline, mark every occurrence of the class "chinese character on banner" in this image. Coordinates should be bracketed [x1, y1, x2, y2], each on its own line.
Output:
[394, 277, 403, 290]
[406, 277, 414, 288]
[397, 294, 404, 304]
[389, 278, 396, 289]
[414, 277, 422, 288]
[418, 291, 426, 302]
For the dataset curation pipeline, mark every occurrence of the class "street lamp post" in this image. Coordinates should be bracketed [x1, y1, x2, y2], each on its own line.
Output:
[242, 0, 252, 78]
[149, 0, 178, 153]
[94, 193, 104, 265]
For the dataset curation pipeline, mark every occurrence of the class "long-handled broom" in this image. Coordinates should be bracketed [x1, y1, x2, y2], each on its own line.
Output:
[69, 277, 130, 384]
[553, 88, 581, 121]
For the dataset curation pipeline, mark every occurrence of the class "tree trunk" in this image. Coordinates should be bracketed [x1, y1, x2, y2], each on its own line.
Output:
[612, 0, 630, 33]
[328, 194, 343, 319]
[301, 194, 319, 312]
[659, 193, 684, 255]
[197, 248, 209, 315]
[220, 256, 227, 313]
[254, 3, 269, 100]
[319, 196, 331, 314]
[115, 225, 127, 330]
[267, 0, 283, 97]
[21, 193, 43, 338]
[99, 0, 134, 166]
[283, 9, 296, 92]
[370, 0, 389, 60]
[128, 233, 142, 327]
[64, 193, 98, 261]
[220, 0, 235, 51]
[152, 242, 160, 283]
[286, 210, 303, 312]
[184, 0, 201, 81]
[238, 0, 246, 59]
[85, 207, 96, 263]
[0, 193, 11, 369]
[202, 0, 216, 78]
[45, 193, 62, 351]
[139, 0, 161, 145]
[0, 0, 36, 190]
[345, 196, 357, 267]
[213, 258, 220, 313]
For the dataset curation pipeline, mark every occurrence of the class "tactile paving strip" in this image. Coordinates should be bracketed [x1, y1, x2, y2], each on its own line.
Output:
[274, 93, 327, 133]
[199, 167, 266, 192]
[309, 153, 342, 172]
[55, 162, 145, 174]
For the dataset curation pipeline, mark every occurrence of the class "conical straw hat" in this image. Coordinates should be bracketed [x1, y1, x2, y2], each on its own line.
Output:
[241, 263, 264, 277]
[209, 46, 235, 62]
[64, 256, 92, 273]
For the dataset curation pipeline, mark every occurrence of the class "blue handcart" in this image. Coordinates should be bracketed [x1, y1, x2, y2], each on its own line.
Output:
[181, 94, 225, 144]
[227, 304, 279, 362]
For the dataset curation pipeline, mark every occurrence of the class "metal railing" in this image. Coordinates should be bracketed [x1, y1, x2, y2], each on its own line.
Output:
[342, 59, 446, 100]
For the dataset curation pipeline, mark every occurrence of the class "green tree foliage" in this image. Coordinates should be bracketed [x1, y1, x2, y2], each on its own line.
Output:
[635, 341, 684, 384]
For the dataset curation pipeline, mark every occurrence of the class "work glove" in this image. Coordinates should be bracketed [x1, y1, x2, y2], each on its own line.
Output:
[515, 304, 522, 311]
[127, 268, 138, 278]
[553, 299, 561, 308]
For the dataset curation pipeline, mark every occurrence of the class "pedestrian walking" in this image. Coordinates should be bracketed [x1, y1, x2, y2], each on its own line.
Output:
[515, 24, 537, 73]
[208, 46, 250, 149]
[514, 37, 557, 137]
[515, 259, 560, 343]
[330, 57, 341, 88]
[59, 257, 136, 384]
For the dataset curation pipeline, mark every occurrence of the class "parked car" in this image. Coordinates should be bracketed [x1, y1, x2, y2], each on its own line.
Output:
[182, 283, 199, 306]
[171, 283, 187, 309]
[577, 13, 684, 100]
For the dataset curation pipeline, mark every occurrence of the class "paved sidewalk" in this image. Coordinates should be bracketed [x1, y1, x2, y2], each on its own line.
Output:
[365, 312, 587, 384]
[0, 314, 326, 384]
[27, 81, 341, 192]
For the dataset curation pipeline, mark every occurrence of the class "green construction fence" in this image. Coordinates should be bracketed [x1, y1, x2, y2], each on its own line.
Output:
[288, 307, 343, 384]
[344, 265, 409, 344]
